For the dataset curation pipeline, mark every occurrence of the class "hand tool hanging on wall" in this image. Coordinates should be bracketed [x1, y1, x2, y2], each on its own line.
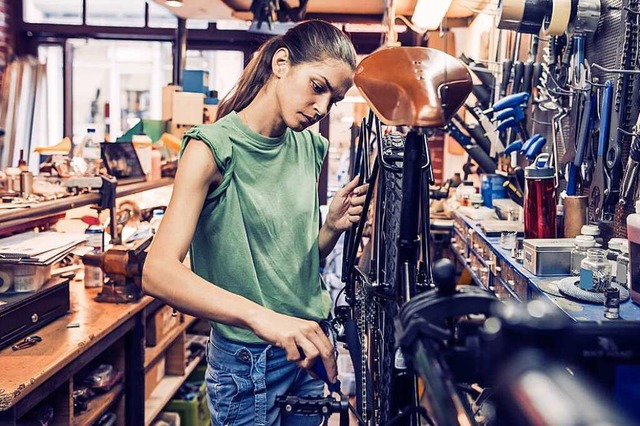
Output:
[465, 105, 504, 156]
[447, 119, 498, 173]
[562, 90, 591, 195]
[580, 90, 598, 187]
[602, 0, 640, 221]
[589, 80, 613, 220]
[522, 36, 539, 96]
[566, 0, 601, 87]
[500, 33, 521, 97]
[452, 113, 492, 155]
[619, 137, 640, 205]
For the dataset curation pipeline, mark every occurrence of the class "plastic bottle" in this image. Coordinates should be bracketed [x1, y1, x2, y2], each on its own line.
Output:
[81, 128, 101, 161]
[524, 154, 556, 239]
[149, 209, 164, 234]
[150, 146, 162, 181]
[132, 133, 152, 178]
[629, 201, 640, 304]
[617, 245, 629, 288]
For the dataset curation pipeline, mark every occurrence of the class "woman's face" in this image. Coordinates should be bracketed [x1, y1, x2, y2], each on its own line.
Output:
[276, 59, 354, 131]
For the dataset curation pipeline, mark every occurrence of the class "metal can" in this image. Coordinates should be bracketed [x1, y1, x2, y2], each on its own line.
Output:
[85, 226, 104, 251]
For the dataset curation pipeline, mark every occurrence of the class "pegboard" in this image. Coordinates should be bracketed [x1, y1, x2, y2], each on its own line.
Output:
[531, 0, 638, 240]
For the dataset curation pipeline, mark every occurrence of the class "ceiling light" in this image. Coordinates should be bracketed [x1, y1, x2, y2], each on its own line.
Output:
[166, 0, 183, 7]
[412, 0, 453, 30]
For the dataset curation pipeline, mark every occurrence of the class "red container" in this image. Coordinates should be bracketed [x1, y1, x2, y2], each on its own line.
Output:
[524, 154, 556, 239]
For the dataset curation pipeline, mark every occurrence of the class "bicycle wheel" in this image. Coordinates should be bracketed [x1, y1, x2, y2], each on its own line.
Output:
[370, 132, 407, 425]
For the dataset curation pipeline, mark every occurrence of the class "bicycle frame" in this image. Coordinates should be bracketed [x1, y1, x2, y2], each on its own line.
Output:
[340, 112, 437, 425]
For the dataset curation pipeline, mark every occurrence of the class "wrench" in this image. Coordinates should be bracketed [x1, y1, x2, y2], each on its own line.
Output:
[589, 80, 613, 221]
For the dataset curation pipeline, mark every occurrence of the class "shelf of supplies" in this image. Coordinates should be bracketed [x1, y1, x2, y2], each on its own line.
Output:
[72, 383, 124, 426]
[0, 177, 173, 234]
[144, 354, 204, 426]
[144, 314, 197, 369]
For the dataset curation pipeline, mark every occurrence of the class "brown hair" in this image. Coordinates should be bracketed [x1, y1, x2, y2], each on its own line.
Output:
[216, 20, 357, 120]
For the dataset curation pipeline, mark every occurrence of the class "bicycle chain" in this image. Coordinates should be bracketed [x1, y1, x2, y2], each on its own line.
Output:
[614, 0, 639, 124]
[355, 281, 369, 422]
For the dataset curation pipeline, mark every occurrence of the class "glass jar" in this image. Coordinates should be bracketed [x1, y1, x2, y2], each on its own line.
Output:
[616, 245, 630, 288]
[580, 248, 612, 292]
[571, 235, 595, 275]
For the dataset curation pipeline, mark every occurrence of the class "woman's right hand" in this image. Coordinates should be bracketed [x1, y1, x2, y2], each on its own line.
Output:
[250, 308, 338, 383]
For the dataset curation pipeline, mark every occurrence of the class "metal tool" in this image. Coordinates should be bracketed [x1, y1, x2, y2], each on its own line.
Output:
[589, 80, 613, 220]
[561, 90, 590, 195]
[567, 0, 601, 86]
[619, 133, 640, 205]
[82, 235, 152, 303]
[602, 0, 640, 220]
[12, 335, 42, 351]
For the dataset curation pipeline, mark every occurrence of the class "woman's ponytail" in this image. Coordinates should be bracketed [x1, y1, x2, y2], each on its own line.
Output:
[216, 20, 356, 121]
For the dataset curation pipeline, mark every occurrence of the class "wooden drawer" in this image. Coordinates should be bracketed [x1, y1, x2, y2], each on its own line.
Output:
[146, 305, 180, 347]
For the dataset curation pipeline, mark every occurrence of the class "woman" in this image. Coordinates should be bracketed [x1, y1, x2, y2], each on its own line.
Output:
[142, 20, 366, 425]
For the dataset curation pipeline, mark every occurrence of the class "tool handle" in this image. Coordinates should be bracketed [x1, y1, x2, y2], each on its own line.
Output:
[493, 92, 530, 112]
[512, 62, 525, 94]
[532, 63, 544, 90]
[497, 117, 517, 132]
[573, 93, 592, 168]
[500, 59, 513, 98]
[504, 140, 523, 155]
[598, 80, 613, 157]
[525, 137, 547, 160]
[522, 62, 534, 95]
[520, 134, 543, 153]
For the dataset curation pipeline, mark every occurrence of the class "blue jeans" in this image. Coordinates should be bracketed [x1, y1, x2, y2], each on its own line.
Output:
[205, 330, 325, 426]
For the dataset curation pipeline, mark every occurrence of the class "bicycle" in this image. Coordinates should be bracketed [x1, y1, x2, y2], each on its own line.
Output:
[335, 46, 474, 425]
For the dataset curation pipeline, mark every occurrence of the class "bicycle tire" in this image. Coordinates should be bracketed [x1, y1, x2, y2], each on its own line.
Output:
[373, 134, 405, 425]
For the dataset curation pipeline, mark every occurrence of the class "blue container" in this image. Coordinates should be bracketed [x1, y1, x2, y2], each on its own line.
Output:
[481, 174, 507, 207]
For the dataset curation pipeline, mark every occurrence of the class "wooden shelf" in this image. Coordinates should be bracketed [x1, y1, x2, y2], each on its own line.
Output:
[73, 383, 124, 426]
[144, 314, 197, 369]
[144, 354, 204, 426]
[0, 177, 173, 234]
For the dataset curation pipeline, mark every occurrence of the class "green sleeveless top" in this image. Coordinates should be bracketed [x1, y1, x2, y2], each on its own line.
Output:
[180, 112, 332, 343]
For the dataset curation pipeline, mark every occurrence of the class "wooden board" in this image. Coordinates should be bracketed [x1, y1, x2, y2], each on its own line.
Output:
[0, 281, 152, 411]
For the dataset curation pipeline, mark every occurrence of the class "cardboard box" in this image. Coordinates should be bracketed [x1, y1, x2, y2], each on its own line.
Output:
[145, 355, 166, 399]
[162, 85, 182, 121]
[147, 305, 180, 347]
[172, 92, 205, 126]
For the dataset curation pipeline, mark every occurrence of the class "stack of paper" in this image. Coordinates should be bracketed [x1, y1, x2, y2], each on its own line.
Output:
[0, 232, 87, 265]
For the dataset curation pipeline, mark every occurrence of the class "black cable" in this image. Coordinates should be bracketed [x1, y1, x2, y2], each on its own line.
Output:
[387, 405, 435, 426]
[336, 390, 367, 426]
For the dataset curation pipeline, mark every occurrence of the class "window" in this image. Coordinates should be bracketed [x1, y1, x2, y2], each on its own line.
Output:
[86, 0, 146, 27]
[148, 1, 177, 28]
[23, 0, 83, 25]
[71, 39, 173, 144]
[37, 45, 64, 149]
[184, 50, 244, 100]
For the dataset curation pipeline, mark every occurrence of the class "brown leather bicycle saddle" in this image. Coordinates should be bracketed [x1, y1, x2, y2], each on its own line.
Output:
[354, 47, 472, 127]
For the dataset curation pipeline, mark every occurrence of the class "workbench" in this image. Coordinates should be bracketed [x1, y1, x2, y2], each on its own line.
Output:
[0, 178, 207, 425]
[0, 280, 201, 425]
[450, 211, 640, 321]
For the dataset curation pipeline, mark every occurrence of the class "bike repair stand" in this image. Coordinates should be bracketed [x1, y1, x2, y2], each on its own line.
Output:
[275, 394, 350, 426]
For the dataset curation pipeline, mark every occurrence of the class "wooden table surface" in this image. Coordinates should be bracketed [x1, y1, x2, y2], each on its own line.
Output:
[0, 280, 153, 411]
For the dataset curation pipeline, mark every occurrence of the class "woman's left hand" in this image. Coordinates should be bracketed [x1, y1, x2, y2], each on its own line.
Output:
[325, 176, 369, 233]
